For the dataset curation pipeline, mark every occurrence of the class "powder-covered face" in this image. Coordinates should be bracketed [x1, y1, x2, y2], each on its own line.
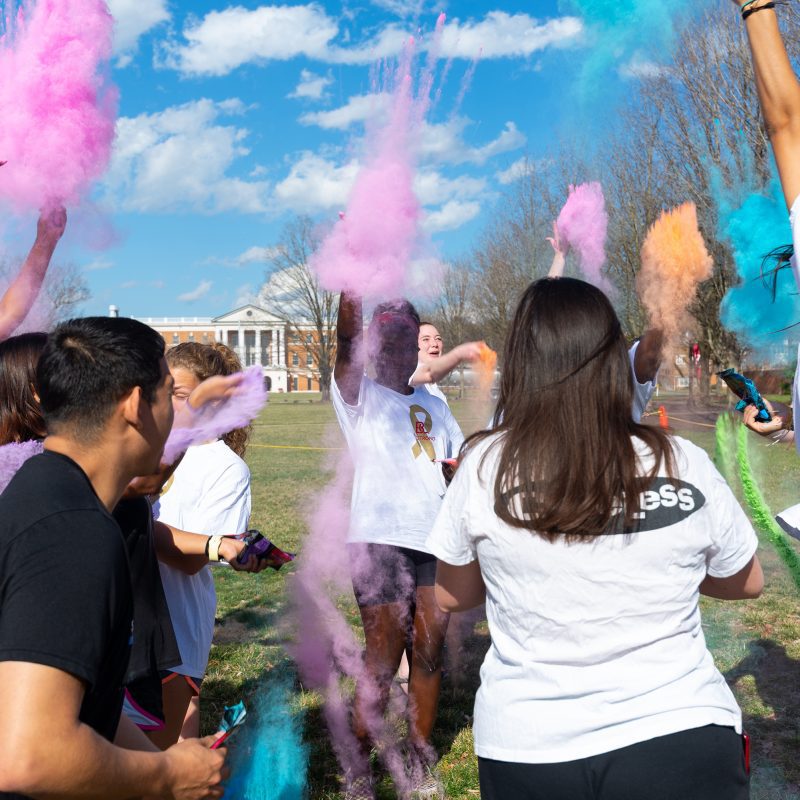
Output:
[418, 324, 443, 360]
[368, 314, 419, 390]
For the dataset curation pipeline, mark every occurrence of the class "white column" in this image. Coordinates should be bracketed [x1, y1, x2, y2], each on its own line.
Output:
[278, 327, 284, 366]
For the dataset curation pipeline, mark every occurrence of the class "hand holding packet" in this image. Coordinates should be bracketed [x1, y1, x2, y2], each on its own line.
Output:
[235, 529, 295, 569]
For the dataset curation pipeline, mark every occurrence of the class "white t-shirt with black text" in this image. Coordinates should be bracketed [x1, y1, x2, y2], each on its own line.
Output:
[332, 375, 464, 553]
[426, 433, 757, 764]
[154, 439, 251, 679]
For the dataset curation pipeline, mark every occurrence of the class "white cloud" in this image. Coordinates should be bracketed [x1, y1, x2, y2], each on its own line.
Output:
[121, 280, 138, 289]
[237, 246, 279, 265]
[413, 171, 486, 206]
[417, 118, 526, 165]
[162, 7, 583, 76]
[162, 5, 339, 77]
[496, 157, 529, 185]
[368, 0, 425, 17]
[103, 99, 269, 214]
[273, 153, 360, 213]
[234, 283, 259, 306]
[289, 69, 334, 101]
[439, 13, 583, 59]
[299, 93, 389, 130]
[423, 200, 481, 233]
[179, 280, 213, 302]
[108, 0, 169, 58]
[84, 258, 114, 271]
[619, 57, 670, 80]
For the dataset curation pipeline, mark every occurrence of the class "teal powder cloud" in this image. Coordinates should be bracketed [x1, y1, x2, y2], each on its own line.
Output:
[716, 178, 799, 352]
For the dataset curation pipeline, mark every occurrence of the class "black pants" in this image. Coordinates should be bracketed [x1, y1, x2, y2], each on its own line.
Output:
[478, 725, 749, 800]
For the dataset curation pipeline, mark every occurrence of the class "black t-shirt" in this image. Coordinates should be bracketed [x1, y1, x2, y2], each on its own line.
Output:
[0, 451, 133, 798]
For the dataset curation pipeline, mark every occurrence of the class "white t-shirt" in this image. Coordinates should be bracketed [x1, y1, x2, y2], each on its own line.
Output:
[410, 360, 450, 405]
[426, 433, 757, 764]
[422, 382, 448, 405]
[332, 375, 464, 552]
[789, 196, 800, 455]
[629, 340, 657, 422]
[154, 439, 251, 678]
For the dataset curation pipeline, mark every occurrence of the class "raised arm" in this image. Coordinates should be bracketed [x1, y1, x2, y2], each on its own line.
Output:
[334, 291, 364, 405]
[546, 221, 567, 278]
[411, 341, 484, 386]
[0, 206, 66, 340]
[736, 0, 800, 208]
[633, 328, 664, 384]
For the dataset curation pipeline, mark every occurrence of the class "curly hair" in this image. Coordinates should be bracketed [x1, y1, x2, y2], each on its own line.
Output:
[165, 341, 251, 457]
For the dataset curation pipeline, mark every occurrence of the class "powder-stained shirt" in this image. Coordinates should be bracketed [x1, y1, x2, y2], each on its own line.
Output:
[629, 340, 657, 422]
[426, 433, 757, 764]
[333, 375, 464, 553]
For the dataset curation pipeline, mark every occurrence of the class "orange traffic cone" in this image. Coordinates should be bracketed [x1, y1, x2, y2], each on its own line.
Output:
[658, 405, 669, 429]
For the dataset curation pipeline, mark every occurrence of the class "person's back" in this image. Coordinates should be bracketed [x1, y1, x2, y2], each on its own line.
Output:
[427, 278, 762, 800]
[433, 431, 754, 764]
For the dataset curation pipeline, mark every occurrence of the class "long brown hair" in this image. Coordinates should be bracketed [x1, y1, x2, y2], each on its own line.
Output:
[166, 341, 251, 457]
[469, 277, 674, 540]
[0, 332, 48, 444]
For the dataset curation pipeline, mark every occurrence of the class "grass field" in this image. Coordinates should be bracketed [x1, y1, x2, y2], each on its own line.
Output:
[204, 393, 800, 799]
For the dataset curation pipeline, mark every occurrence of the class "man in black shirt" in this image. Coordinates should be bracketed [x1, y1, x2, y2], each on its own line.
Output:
[0, 317, 228, 800]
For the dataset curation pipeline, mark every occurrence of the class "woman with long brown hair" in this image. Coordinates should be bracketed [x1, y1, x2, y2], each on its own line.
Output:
[427, 278, 763, 800]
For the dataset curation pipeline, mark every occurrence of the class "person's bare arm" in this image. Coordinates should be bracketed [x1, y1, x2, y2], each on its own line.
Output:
[0, 661, 228, 799]
[334, 291, 364, 405]
[699, 554, 764, 600]
[411, 341, 485, 386]
[546, 221, 567, 278]
[633, 329, 664, 384]
[0, 206, 66, 340]
[153, 522, 265, 574]
[736, 0, 800, 209]
[434, 559, 486, 613]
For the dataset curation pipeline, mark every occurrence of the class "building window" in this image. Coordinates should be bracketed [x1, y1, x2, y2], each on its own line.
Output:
[188, 332, 195, 341]
[306, 351, 313, 366]
[202, 332, 208, 343]
[293, 377, 298, 391]
[291, 333, 300, 343]
[292, 352, 299, 366]
[305, 334, 313, 344]
[172, 333, 179, 344]
[306, 377, 312, 391]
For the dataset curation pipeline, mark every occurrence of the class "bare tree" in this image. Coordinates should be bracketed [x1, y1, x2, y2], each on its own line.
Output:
[260, 216, 338, 401]
[0, 259, 90, 329]
[468, 162, 560, 353]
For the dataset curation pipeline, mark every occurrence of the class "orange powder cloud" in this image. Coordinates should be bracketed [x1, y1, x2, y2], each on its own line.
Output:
[637, 202, 713, 343]
[475, 343, 498, 396]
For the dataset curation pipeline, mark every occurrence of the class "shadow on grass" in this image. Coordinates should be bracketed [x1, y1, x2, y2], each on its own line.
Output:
[726, 638, 800, 792]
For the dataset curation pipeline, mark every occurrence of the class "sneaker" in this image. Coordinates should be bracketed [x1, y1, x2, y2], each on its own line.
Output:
[343, 774, 376, 800]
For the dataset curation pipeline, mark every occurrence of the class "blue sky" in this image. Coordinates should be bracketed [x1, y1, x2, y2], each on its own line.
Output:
[9, 0, 648, 317]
